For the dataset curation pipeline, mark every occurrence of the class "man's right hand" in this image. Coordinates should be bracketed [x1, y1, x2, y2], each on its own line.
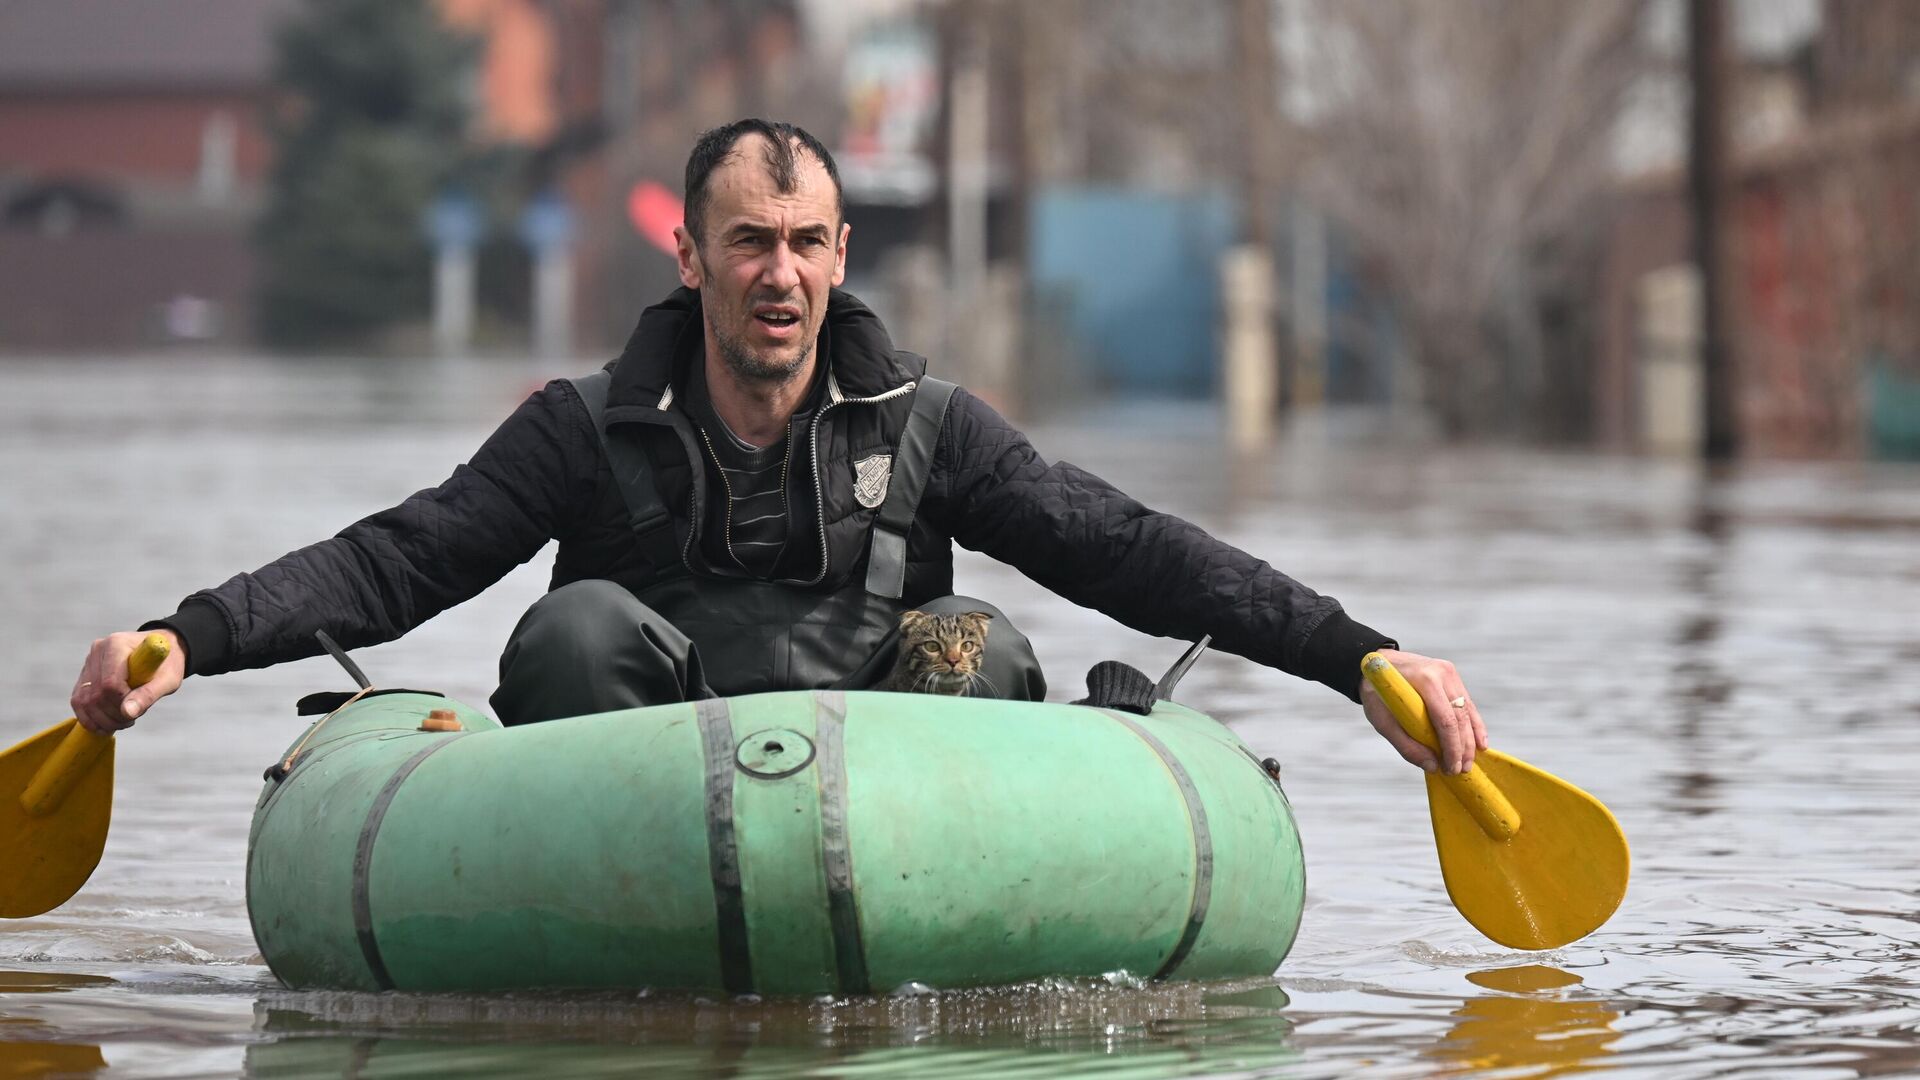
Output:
[71, 630, 186, 734]
[1358, 648, 1487, 775]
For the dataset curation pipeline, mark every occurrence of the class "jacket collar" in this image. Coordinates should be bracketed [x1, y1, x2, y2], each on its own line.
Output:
[605, 286, 923, 412]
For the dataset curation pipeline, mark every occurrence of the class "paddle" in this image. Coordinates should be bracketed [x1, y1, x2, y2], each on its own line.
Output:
[1361, 652, 1628, 949]
[0, 632, 171, 918]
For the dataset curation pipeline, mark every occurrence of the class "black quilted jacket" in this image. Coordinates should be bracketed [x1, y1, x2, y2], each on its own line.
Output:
[152, 293, 1393, 702]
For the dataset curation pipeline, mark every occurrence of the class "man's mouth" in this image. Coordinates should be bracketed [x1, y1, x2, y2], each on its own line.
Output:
[754, 307, 801, 328]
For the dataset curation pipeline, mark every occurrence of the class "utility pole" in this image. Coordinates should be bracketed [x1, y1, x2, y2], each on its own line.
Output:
[521, 191, 576, 362]
[1224, 0, 1281, 449]
[1688, 0, 1739, 460]
[426, 192, 481, 356]
[946, 11, 990, 389]
[1233, 0, 1277, 250]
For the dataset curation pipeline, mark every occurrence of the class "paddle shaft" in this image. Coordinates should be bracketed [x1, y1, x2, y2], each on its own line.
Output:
[19, 633, 171, 817]
[1361, 653, 1521, 841]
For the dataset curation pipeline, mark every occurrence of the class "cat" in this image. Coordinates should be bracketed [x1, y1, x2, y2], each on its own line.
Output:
[876, 610, 994, 696]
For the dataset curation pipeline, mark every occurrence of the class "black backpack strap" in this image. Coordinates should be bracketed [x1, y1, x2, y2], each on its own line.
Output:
[864, 377, 959, 599]
[569, 370, 675, 542]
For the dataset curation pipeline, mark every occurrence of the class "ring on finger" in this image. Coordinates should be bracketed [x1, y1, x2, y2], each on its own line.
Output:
[1449, 695, 1468, 709]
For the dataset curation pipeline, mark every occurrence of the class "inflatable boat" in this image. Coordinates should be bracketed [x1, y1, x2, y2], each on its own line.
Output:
[246, 687, 1306, 994]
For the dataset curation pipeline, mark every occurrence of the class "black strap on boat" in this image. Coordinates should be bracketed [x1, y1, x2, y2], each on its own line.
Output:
[569, 370, 676, 547]
[696, 697, 755, 994]
[351, 733, 469, 990]
[1099, 709, 1214, 981]
[864, 377, 958, 599]
[813, 690, 872, 994]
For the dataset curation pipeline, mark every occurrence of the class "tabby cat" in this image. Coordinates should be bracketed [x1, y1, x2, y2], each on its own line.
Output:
[876, 610, 993, 696]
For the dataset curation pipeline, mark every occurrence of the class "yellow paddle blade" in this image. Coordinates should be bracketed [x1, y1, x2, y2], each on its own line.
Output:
[0, 632, 170, 919]
[1426, 750, 1629, 949]
[1362, 653, 1629, 949]
[0, 719, 115, 918]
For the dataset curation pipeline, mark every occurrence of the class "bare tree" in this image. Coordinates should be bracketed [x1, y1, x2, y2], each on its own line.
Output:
[1301, 0, 1650, 436]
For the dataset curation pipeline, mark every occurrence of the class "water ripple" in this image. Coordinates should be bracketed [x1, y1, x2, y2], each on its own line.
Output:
[4, 362, 1919, 1077]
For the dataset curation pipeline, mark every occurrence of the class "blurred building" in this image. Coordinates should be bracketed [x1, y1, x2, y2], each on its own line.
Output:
[1598, 0, 1920, 458]
[0, 0, 1245, 397]
[0, 0, 575, 351]
[567, 0, 845, 352]
[0, 0, 813, 354]
[0, 0, 295, 348]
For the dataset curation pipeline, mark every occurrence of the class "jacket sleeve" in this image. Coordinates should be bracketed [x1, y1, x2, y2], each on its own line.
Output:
[147, 379, 599, 677]
[921, 390, 1394, 702]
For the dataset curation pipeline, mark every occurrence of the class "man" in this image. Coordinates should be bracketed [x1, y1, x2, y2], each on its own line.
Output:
[71, 119, 1488, 774]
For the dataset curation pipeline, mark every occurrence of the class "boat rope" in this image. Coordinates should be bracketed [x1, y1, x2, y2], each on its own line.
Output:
[266, 685, 378, 782]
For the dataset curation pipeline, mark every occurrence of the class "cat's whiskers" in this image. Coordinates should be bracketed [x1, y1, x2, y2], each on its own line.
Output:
[965, 671, 999, 699]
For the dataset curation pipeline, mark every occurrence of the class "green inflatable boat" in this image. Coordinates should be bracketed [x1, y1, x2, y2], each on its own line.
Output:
[246, 688, 1306, 994]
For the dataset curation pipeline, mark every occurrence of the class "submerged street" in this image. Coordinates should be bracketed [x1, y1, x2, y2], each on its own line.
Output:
[3, 355, 1918, 1077]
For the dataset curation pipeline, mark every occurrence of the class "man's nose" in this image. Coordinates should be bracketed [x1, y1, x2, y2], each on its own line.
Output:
[761, 241, 802, 291]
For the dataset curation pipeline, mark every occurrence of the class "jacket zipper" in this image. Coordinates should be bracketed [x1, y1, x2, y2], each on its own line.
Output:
[777, 413, 796, 534]
[803, 379, 917, 586]
[695, 426, 744, 570]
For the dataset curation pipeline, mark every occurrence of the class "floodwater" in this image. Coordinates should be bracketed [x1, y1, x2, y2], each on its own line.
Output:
[2, 354, 1918, 1079]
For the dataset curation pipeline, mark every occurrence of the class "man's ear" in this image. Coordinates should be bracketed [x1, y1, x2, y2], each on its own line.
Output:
[831, 222, 850, 287]
[674, 225, 704, 290]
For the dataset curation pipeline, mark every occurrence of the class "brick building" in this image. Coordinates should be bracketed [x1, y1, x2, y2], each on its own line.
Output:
[0, 0, 296, 348]
[1595, 0, 1920, 457]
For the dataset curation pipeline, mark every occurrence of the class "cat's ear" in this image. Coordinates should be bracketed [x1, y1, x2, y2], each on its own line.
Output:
[962, 612, 993, 634]
[899, 610, 931, 632]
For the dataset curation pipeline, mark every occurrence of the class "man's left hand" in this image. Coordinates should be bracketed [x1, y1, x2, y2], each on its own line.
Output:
[1358, 648, 1487, 774]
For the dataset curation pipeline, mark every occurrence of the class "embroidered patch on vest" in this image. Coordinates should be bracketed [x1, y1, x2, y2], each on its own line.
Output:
[853, 454, 893, 509]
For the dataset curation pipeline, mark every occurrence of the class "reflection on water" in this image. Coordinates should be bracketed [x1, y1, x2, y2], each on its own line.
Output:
[0, 1041, 106, 1079]
[4, 357, 1920, 1077]
[0, 975, 111, 1078]
[1429, 966, 1618, 1077]
[240, 978, 1297, 1079]
[0, 973, 114, 995]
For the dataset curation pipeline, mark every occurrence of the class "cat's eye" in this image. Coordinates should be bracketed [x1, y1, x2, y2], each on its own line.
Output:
[920, 642, 940, 654]
[961, 641, 978, 652]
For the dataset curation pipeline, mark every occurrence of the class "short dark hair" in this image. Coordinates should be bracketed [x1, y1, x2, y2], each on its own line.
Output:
[683, 119, 844, 248]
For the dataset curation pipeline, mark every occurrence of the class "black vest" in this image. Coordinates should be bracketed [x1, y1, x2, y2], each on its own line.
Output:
[560, 289, 958, 694]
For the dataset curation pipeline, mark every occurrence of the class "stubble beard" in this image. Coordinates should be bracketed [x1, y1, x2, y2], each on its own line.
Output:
[714, 316, 814, 388]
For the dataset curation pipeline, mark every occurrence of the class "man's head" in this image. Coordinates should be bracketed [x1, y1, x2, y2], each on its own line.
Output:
[675, 119, 848, 388]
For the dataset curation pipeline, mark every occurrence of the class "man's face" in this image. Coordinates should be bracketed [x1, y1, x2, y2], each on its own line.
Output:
[675, 135, 849, 387]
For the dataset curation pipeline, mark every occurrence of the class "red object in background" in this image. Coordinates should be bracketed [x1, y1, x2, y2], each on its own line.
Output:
[627, 181, 683, 256]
